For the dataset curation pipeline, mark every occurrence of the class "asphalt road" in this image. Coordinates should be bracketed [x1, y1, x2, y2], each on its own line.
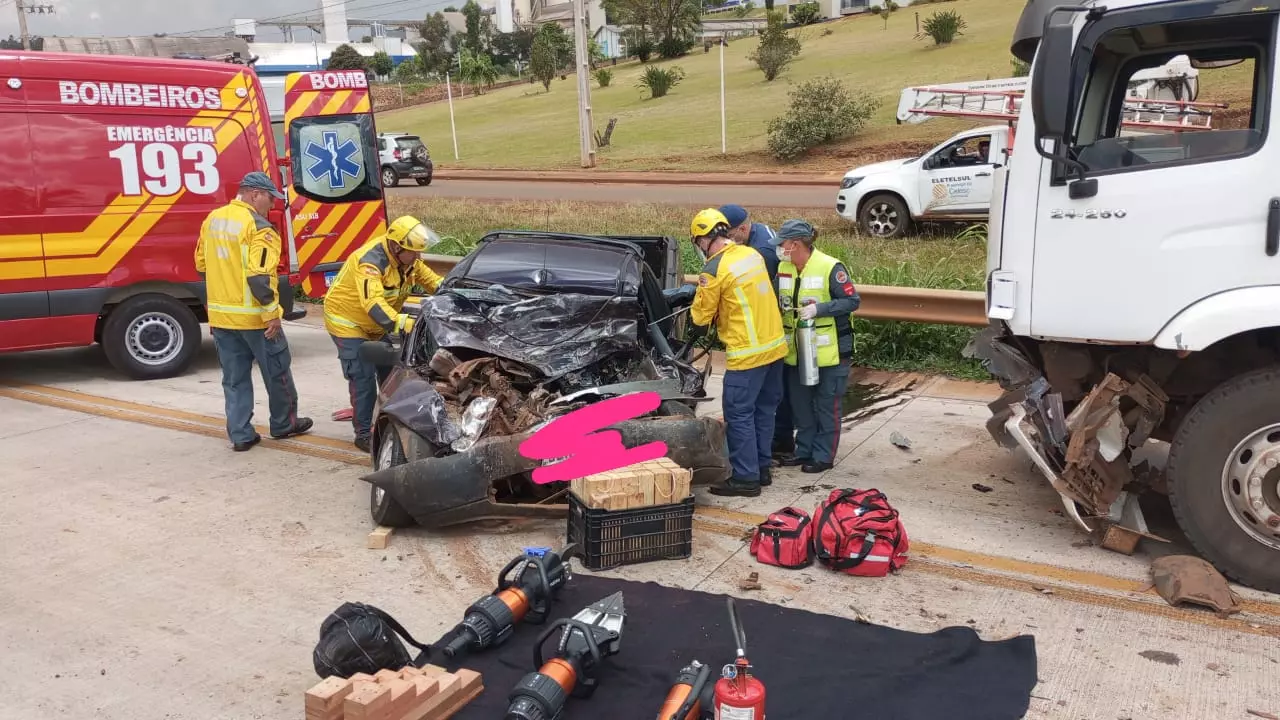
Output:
[390, 178, 837, 208]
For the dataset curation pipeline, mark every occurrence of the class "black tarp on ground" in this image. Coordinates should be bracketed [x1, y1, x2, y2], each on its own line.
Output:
[447, 574, 1038, 720]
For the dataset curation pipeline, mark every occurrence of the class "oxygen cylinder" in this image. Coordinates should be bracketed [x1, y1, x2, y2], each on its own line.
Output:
[795, 300, 819, 387]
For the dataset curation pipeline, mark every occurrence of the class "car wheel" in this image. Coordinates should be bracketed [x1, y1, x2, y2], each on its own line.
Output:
[1168, 367, 1280, 593]
[859, 194, 911, 239]
[370, 424, 416, 528]
[416, 176, 432, 186]
[381, 166, 399, 188]
[660, 400, 696, 417]
[101, 294, 201, 380]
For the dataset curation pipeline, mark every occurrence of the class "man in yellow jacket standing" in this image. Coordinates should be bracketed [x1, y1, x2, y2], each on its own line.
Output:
[195, 172, 313, 452]
[323, 216, 444, 452]
[687, 208, 788, 497]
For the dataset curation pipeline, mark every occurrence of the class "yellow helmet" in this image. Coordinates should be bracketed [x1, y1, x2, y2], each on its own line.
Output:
[385, 215, 440, 253]
[690, 208, 730, 240]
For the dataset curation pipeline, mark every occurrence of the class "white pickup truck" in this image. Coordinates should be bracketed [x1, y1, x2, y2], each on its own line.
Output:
[838, 58, 1208, 238]
[835, 124, 1010, 239]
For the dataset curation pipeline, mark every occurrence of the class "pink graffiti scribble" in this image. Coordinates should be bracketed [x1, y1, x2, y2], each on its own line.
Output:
[519, 391, 668, 485]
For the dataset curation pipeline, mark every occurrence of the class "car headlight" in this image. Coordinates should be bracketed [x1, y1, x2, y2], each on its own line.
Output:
[840, 176, 863, 190]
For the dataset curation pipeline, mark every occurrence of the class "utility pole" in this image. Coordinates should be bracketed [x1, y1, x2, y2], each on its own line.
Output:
[16, 0, 30, 50]
[571, 0, 595, 168]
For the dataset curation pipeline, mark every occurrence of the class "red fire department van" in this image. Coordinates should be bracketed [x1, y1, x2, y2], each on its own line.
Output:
[0, 52, 388, 379]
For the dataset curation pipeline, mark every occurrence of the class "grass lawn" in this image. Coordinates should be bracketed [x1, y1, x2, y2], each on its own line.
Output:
[387, 195, 988, 377]
[377, 0, 1256, 173]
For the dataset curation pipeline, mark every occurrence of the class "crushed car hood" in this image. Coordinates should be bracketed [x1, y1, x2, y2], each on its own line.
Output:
[418, 291, 642, 379]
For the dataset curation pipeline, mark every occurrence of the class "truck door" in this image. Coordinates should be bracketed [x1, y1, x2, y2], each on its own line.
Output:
[283, 70, 387, 298]
[0, 110, 47, 349]
[1030, 11, 1279, 343]
[916, 132, 995, 216]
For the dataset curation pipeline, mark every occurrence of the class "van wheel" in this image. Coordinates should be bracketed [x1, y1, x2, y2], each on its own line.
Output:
[101, 294, 201, 380]
[381, 166, 399, 188]
[859, 194, 911, 239]
[1168, 367, 1280, 593]
[370, 424, 417, 528]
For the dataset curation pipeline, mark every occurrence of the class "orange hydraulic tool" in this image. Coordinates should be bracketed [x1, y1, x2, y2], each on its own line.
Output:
[656, 659, 714, 720]
[439, 545, 576, 663]
[505, 591, 626, 720]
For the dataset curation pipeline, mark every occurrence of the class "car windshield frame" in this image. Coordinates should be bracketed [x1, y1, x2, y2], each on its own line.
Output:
[444, 232, 651, 298]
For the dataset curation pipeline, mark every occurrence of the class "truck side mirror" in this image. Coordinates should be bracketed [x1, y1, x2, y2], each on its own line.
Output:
[1030, 11, 1079, 144]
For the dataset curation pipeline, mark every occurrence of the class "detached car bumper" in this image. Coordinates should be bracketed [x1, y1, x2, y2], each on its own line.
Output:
[363, 415, 729, 528]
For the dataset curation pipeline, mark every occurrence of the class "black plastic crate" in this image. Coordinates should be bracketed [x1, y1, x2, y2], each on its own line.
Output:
[567, 493, 695, 571]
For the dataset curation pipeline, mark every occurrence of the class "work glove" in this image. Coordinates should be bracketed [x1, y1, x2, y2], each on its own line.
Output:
[798, 304, 818, 321]
[663, 283, 698, 307]
[394, 313, 416, 335]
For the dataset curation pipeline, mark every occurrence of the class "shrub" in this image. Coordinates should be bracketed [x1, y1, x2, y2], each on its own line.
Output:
[594, 68, 614, 87]
[657, 35, 694, 59]
[872, 0, 898, 28]
[749, 10, 802, 81]
[326, 44, 368, 72]
[637, 65, 685, 98]
[733, 1, 754, 18]
[918, 9, 967, 45]
[790, 1, 820, 25]
[766, 76, 880, 161]
[632, 37, 655, 62]
[1011, 57, 1030, 77]
[530, 29, 558, 91]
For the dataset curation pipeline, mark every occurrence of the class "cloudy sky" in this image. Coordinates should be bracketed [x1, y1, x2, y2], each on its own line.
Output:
[0, 0, 453, 42]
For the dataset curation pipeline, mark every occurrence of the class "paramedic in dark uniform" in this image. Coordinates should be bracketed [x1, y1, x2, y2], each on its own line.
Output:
[771, 220, 861, 473]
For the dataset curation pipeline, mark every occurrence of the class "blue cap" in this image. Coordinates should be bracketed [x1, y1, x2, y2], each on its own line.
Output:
[770, 219, 814, 246]
[240, 171, 286, 200]
[718, 204, 749, 229]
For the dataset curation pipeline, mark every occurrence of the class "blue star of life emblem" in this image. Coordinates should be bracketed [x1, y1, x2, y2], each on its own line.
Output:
[304, 130, 361, 189]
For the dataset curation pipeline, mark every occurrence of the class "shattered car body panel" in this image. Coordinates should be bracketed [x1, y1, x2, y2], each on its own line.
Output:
[366, 231, 730, 529]
[967, 324, 1169, 537]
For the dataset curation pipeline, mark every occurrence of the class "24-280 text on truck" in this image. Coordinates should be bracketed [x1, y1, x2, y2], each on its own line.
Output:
[975, 0, 1280, 593]
[0, 53, 389, 379]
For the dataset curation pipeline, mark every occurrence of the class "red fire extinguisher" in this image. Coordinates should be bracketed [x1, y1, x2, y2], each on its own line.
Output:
[714, 597, 766, 720]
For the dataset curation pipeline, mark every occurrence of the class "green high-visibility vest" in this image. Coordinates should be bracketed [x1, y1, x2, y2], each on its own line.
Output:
[778, 249, 842, 368]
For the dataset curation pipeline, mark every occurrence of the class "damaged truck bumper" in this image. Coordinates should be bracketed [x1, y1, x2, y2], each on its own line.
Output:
[967, 325, 1170, 550]
[362, 416, 729, 529]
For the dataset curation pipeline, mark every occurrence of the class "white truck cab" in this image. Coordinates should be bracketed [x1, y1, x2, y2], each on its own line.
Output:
[972, 0, 1280, 593]
[836, 125, 1010, 238]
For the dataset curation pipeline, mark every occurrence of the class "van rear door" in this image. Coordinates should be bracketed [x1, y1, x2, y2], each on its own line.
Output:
[282, 70, 387, 298]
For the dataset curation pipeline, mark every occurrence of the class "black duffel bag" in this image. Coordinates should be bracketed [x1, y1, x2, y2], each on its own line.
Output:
[312, 602, 432, 678]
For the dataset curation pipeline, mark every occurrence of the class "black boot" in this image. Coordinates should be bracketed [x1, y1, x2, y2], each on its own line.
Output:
[779, 455, 811, 467]
[759, 467, 772, 487]
[801, 461, 834, 474]
[354, 435, 371, 453]
[709, 477, 762, 497]
[272, 417, 315, 440]
[232, 435, 261, 452]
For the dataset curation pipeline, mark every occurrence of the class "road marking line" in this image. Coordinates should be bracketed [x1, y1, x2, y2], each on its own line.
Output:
[11, 382, 1280, 626]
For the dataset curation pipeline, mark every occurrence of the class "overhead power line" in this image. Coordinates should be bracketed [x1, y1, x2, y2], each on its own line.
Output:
[170, 0, 438, 37]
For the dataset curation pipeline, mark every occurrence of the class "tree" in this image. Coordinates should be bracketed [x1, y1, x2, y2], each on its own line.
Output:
[370, 51, 395, 78]
[766, 76, 880, 161]
[533, 22, 573, 69]
[461, 0, 487, 52]
[492, 28, 534, 66]
[872, 0, 898, 29]
[606, 0, 700, 59]
[749, 10, 801, 81]
[530, 25, 559, 90]
[417, 12, 454, 75]
[623, 27, 654, 62]
[589, 38, 606, 68]
[394, 57, 424, 81]
[790, 1, 819, 24]
[326, 44, 368, 72]
[459, 47, 500, 91]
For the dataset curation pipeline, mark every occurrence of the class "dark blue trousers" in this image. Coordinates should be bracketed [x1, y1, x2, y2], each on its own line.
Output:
[211, 327, 300, 444]
[331, 335, 391, 441]
[722, 359, 785, 482]
[789, 359, 853, 464]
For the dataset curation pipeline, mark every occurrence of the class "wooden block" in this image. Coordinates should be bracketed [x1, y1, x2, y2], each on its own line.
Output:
[399, 666, 424, 679]
[422, 681, 484, 720]
[402, 673, 461, 720]
[374, 669, 402, 684]
[419, 664, 450, 677]
[368, 526, 394, 550]
[383, 677, 420, 720]
[408, 674, 441, 699]
[344, 682, 392, 720]
[306, 676, 355, 715]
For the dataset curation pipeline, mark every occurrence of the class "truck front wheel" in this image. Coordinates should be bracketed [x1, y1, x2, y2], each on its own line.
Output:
[1167, 367, 1280, 593]
[859, 194, 911, 239]
[100, 294, 201, 380]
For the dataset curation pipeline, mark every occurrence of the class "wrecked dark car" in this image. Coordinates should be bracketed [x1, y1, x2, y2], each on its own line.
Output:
[360, 231, 730, 529]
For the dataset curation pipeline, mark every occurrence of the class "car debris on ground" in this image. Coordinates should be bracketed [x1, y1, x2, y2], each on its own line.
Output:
[1150, 555, 1242, 616]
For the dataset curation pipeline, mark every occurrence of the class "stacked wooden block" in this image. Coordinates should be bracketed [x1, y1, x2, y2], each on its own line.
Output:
[305, 665, 482, 720]
[569, 456, 692, 511]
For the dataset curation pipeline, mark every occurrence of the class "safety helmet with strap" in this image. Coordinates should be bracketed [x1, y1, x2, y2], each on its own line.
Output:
[690, 208, 730, 240]
[385, 215, 441, 253]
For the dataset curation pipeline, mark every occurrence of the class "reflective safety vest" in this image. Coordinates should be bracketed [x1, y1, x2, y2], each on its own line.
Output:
[323, 235, 443, 340]
[779, 249, 844, 368]
[194, 199, 282, 331]
[690, 242, 787, 371]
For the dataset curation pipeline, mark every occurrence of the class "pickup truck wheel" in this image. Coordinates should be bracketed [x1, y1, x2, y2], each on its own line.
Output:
[101, 294, 200, 380]
[370, 425, 417, 528]
[416, 176, 432, 186]
[1167, 367, 1280, 593]
[859, 194, 911, 239]
[381, 166, 399, 188]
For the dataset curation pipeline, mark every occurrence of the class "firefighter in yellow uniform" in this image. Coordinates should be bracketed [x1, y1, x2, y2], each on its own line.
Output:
[772, 220, 861, 474]
[323, 216, 444, 452]
[195, 171, 313, 452]
[685, 208, 788, 497]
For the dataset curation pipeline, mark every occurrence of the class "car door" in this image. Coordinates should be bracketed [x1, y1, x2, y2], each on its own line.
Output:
[917, 133, 996, 215]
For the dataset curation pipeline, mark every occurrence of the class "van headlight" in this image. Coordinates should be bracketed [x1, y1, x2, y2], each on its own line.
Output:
[840, 176, 863, 189]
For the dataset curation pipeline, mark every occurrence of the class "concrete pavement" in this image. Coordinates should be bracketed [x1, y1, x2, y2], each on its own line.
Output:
[388, 179, 837, 209]
[2, 320, 1279, 719]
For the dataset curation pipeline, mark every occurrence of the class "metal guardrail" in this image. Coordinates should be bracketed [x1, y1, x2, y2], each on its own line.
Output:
[419, 253, 989, 327]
